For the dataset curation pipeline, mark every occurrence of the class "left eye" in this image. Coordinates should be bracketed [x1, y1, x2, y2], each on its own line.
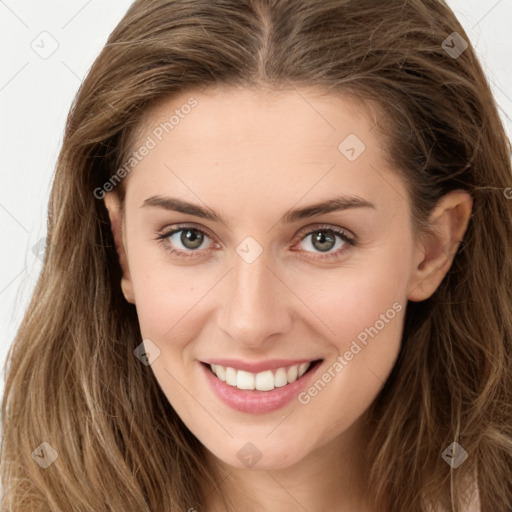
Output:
[297, 226, 357, 260]
[298, 228, 351, 254]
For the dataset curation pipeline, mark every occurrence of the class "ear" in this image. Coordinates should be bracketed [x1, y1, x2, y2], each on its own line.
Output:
[104, 192, 135, 304]
[407, 190, 473, 302]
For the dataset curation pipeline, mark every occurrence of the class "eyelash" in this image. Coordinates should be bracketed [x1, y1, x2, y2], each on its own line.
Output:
[155, 223, 357, 261]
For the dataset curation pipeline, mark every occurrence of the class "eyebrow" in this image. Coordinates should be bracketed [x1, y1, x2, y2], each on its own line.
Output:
[141, 194, 375, 225]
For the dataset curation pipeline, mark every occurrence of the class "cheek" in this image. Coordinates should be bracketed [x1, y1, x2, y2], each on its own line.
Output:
[127, 246, 220, 348]
[291, 242, 410, 386]
[291, 244, 411, 438]
[291, 236, 413, 347]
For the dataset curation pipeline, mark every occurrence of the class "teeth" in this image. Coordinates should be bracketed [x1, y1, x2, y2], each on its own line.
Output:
[209, 362, 313, 391]
[215, 364, 226, 382]
[255, 370, 274, 391]
[274, 368, 287, 388]
[225, 367, 237, 386]
[298, 363, 310, 377]
[237, 370, 255, 390]
[287, 365, 298, 383]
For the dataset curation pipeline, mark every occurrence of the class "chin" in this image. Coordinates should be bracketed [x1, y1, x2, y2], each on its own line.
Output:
[204, 434, 312, 472]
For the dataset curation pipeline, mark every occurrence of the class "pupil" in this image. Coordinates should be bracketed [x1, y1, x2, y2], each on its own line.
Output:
[312, 230, 335, 252]
[181, 229, 203, 249]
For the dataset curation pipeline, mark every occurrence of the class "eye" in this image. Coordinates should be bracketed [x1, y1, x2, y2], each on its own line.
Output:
[156, 223, 356, 261]
[294, 225, 356, 260]
[156, 224, 217, 259]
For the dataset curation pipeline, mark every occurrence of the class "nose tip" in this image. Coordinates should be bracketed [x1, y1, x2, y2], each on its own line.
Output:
[216, 253, 292, 348]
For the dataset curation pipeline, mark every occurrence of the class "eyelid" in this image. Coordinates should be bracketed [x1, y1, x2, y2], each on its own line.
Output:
[293, 223, 355, 243]
[158, 222, 219, 244]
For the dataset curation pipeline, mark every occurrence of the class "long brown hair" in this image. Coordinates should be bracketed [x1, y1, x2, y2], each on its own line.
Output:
[2, 1, 511, 510]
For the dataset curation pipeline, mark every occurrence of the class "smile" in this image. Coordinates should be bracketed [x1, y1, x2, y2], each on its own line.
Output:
[200, 359, 324, 413]
[208, 362, 314, 391]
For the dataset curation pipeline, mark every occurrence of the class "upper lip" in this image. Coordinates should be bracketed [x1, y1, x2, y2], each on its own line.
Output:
[201, 358, 321, 373]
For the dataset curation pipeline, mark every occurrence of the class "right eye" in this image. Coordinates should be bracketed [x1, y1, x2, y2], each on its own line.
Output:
[156, 224, 219, 259]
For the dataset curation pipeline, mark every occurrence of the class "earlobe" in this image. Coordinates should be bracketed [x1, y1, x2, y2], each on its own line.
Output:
[104, 192, 135, 304]
[407, 190, 473, 302]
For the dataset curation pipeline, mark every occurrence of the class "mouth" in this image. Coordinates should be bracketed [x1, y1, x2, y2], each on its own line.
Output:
[201, 359, 323, 392]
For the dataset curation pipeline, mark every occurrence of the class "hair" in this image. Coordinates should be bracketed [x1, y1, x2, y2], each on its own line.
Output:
[2, 0, 511, 510]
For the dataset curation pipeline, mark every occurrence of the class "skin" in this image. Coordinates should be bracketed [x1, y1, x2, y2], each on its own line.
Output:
[104, 85, 472, 512]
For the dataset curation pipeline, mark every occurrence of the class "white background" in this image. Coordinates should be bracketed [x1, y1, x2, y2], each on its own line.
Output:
[1, 0, 512, 403]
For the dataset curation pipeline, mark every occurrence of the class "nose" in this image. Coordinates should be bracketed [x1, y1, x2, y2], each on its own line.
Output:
[216, 251, 293, 349]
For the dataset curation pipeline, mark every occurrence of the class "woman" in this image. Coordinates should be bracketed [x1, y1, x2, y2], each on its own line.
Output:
[2, 1, 511, 510]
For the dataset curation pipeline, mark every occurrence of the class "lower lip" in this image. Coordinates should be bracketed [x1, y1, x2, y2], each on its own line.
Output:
[199, 360, 322, 414]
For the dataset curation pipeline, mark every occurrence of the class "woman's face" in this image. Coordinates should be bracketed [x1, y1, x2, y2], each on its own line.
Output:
[107, 86, 424, 470]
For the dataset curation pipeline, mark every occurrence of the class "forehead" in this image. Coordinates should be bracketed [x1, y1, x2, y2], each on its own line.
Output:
[122, 86, 407, 222]
[136, 85, 379, 153]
